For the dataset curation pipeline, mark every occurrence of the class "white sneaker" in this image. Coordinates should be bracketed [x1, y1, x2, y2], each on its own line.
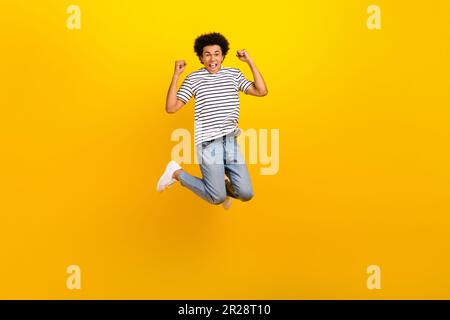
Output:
[156, 160, 182, 192]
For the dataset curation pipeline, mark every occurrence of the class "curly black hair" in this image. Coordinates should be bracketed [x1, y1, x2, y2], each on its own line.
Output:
[194, 32, 230, 63]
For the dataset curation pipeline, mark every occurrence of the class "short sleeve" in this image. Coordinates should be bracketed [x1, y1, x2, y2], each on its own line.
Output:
[176, 76, 194, 103]
[237, 70, 254, 94]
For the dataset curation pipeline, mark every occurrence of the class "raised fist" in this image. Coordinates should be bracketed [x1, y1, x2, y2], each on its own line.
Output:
[236, 49, 252, 63]
[174, 60, 187, 75]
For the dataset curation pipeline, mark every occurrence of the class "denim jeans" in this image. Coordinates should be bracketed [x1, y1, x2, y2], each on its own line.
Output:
[178, 131, 254, 205]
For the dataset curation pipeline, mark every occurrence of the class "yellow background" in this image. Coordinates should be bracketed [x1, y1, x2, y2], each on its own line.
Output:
[1, 0, 449, 299]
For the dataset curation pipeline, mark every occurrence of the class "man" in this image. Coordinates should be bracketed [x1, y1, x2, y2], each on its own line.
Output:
[157, 32, 268, 209]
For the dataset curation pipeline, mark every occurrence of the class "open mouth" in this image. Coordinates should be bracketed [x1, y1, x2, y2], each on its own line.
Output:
[208, 63, 218, 69]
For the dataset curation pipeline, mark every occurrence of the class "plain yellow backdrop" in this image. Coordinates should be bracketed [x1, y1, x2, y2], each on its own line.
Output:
[1, 0, 449, 299]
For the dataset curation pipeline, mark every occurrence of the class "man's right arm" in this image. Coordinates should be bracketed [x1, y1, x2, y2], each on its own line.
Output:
[165, 60, 187, 114]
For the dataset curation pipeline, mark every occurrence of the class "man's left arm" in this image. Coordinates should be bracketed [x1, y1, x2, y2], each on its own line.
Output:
[236, 49, 268, 97]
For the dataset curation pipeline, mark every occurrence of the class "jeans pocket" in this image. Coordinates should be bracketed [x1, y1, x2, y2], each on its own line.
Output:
[201, 139, 214, 149]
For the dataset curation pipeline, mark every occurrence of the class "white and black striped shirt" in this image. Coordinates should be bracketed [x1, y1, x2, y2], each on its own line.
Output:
[176, 66, 254, 146]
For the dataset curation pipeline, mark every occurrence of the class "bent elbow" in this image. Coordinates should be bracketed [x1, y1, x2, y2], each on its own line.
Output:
[166, 105, 176, 114]
[259, 89, 268, 97]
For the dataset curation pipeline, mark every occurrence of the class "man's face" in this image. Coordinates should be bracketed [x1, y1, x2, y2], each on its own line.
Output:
[201, 45, 223, 73]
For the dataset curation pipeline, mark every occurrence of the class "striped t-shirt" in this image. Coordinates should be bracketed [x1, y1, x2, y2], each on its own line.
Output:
[176, 66, 254, 146]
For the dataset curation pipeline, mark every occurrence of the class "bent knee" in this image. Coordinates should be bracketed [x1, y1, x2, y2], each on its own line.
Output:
[209, 193, 227, 205]
[238, 190, 254, 202]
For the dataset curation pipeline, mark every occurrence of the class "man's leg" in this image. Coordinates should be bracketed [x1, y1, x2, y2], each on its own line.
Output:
[175, 139, 227, 205]
[223, 134, 254, 202]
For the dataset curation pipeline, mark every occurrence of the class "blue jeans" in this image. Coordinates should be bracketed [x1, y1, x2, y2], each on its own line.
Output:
[178, 132, 254, 205]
